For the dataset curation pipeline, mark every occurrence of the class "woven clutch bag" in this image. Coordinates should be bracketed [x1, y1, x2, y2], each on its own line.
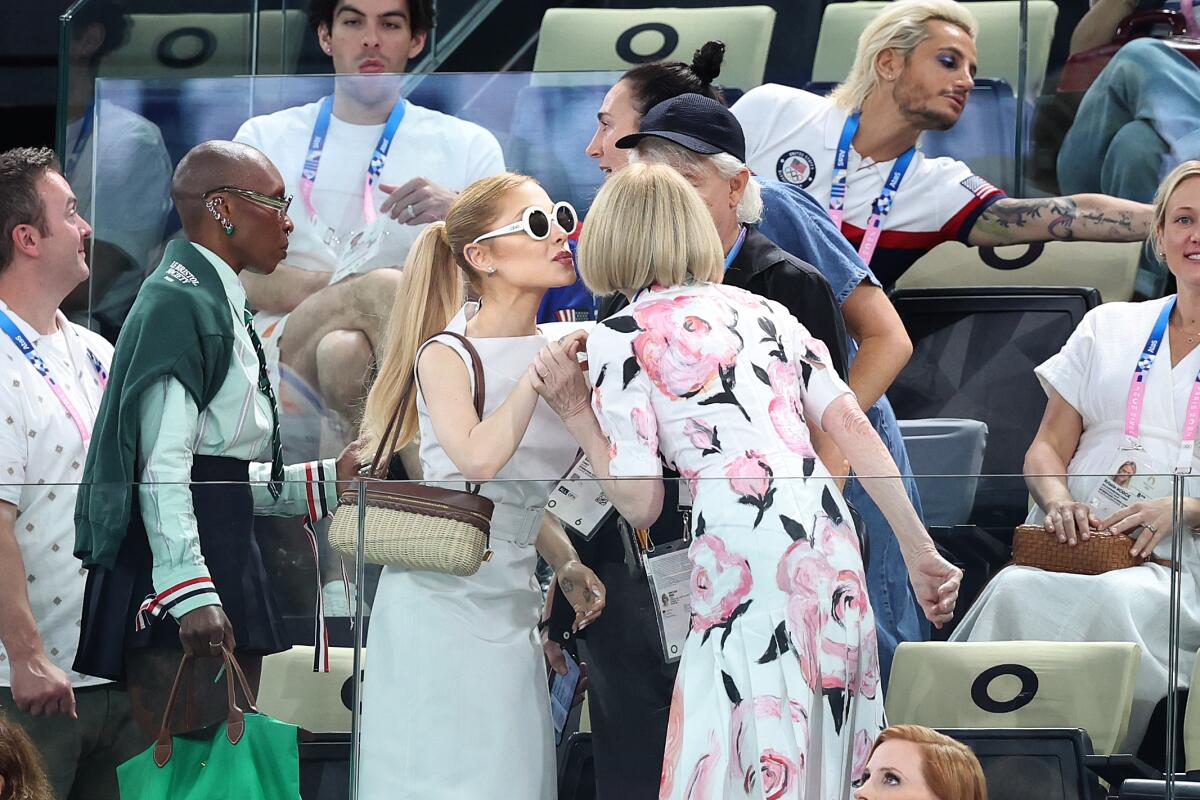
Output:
[328, 331, 494, 575]
[1011, 524, 1167, 575]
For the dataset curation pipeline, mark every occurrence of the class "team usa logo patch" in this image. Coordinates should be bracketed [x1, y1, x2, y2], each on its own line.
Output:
[959, 174, 998, 199]
[776, 150, 817, 188]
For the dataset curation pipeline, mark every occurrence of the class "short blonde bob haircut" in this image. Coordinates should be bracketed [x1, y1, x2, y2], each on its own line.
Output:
[866, 725, 987, 800]
[1150, 159, 1200, 262]
[577, 161, 723, 295]
[830, 0, 978, 110]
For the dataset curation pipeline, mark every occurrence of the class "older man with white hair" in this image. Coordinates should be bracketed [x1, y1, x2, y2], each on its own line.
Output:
[617, 93, 852, 380]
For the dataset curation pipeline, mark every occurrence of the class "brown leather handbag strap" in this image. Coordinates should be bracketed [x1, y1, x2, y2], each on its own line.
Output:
[152, 648, 253, 768]
[368, 330, 486, 480]
[435, 331, 486, 418]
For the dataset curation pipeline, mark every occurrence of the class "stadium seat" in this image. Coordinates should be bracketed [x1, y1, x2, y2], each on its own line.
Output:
[943, 728, 1105, 800]
[896, 240, 1142, 303]
[811, 1, 1059, 96]
[806, 78, 1018, 193]
[533, 6, 777, 91]
[888, 286, 1100, 532]
[897, 418, 988, 528]
[257, 645, 359, 733]
[97, 11, 306, 79]
[887, 641, 1142, 755]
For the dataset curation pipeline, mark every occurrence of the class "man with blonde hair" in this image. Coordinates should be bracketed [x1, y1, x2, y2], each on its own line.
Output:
[732, 0, 1154, 290]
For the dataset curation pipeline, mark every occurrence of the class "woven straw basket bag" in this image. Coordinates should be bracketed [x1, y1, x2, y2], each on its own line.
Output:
[328, 331, 493, 576]
[1011, 524, 1172, 575]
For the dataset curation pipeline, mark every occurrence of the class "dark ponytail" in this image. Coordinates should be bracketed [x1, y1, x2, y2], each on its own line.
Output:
[621, 40, 727, 116]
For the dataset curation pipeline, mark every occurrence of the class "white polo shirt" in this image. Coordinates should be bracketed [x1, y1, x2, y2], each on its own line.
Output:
[235, 98, 506, 279]
[732, 84, 1006, 288]
[0, 301, 113, 687]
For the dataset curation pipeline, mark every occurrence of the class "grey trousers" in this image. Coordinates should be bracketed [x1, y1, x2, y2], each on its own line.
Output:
[0, 682, 142, 800]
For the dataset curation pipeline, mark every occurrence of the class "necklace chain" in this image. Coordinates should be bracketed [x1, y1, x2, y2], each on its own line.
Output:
[1170, 312, 1200, 339]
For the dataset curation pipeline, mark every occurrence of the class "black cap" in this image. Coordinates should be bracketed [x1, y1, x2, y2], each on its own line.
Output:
[615, 93, 746, 164]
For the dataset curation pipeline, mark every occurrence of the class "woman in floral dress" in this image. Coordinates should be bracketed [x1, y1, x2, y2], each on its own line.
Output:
[530, 163, 962, 799]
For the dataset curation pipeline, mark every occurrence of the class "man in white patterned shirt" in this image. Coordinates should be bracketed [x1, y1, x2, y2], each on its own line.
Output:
[0, 147, 139, 799]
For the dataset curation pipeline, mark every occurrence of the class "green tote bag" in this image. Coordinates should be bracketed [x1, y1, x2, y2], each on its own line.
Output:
[117, 648, 301, 800]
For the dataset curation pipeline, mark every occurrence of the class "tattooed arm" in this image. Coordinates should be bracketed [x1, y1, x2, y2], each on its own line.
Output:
[967, 195, 1153, 247]
[535, 515, 605, 631]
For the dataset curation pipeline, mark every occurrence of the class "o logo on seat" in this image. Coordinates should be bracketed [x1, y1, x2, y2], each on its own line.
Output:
[981, 242, 1045, 271]
[156, 27, 218, 70]
[971, 663, 1039, 713]
[615, 23, 680, 64]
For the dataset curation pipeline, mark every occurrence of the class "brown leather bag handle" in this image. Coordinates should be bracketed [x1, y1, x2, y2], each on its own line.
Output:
[152, 647, 258, 768]
[369, 330, 486, 480]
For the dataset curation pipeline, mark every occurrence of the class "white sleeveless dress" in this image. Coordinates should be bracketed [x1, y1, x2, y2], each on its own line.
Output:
[358, 304, 579, 799]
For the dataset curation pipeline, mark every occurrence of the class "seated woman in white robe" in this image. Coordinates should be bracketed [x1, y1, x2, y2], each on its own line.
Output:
[952, 160, 1200, 752]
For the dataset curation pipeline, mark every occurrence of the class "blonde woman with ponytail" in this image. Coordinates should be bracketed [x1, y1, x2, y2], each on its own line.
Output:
[357, 172, 606, 800]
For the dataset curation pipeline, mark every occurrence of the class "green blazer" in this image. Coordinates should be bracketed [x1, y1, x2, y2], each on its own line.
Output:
[74, 239, 236, 569]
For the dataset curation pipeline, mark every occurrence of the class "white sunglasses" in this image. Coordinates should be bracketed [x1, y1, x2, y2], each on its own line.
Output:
[471, 202, 578, 245]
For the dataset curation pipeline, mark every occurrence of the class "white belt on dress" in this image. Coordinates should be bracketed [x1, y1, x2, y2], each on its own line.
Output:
[488, 502, 544, 547]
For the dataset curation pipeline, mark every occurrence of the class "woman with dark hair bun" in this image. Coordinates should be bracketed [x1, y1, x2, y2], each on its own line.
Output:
[621, 41, 728, 115]
[587, 42, 728, 177]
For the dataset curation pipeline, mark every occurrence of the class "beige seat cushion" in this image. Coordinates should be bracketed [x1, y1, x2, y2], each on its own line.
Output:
[533, 6, 776, 91]
[97, 10, 306, 79]
[886, 641, 1141, 755]
[896, 240, 1141, 303]
[257, 645, 358, 733]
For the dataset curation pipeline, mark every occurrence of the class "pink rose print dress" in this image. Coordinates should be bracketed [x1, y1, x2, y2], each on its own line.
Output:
[587, 282, 884, 800]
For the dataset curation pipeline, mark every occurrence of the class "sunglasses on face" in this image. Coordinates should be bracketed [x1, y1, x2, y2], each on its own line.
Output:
[471, 202, 578, 246]
[203, 186, 293, 220]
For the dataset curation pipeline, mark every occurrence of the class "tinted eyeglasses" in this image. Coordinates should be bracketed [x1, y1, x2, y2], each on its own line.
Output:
[203, 186, 293, 220]
[471, 202, 578, 245]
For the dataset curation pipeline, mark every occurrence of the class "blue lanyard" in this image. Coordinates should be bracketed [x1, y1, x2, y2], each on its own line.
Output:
[724, 226, 747, 270]
[300, 95, 407, 223]
[1127, 297, 1200, 472]
[65, 106, 94, 177]
[828, 112, 917, 266]
[1133, 298, 1174, 385]
[0, 309, 107, 442]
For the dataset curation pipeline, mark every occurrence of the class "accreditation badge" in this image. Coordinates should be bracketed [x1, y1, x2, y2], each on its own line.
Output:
[1087, 446, 1169, 519]
[546, 452, 613, 540]
[333, 216, 392, 284]
[644, 538, 693, 663]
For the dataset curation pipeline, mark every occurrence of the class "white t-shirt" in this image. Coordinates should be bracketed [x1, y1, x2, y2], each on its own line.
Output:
[732, 84, 1007, 287]
[0, 301, 114, 687]
[234, 98, 506, 278]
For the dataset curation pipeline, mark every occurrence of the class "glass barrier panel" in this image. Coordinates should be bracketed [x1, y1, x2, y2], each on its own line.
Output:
[1, 475, 359, 796]
[6, 472, 1185, 794]
[85, 69, 628, 339]
[1019, 0, 1188, 300]
[340, 469, 1190, 797]
[1172, 473, 1200, 795]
